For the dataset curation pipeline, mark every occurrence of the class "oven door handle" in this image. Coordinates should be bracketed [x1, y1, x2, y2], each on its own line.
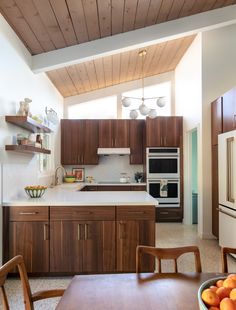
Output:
[218, 207, 236, 219]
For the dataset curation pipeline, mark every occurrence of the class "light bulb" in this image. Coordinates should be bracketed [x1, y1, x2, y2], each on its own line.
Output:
[122, 97, 131, 107]
[156, 97, 166, 107]
[130, 109, 138, 119]
[148, 109, 157, 118]
[139, 103, 149, 116]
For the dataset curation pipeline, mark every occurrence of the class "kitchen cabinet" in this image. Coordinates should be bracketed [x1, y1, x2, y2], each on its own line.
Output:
[146, 117, 183, 147]
[222, 88, 236, 133]
[81, 185, 147, 191]
[6, 207, 49, 273]
[211, 97, 223, 146]
[156, 208, 183, 222]
[129, 120, 145, 164]
[116, 205, 155, 272]
[61, 119, 98, 165]
[50, 206, 116, 273]
[98, 120, 130, 148]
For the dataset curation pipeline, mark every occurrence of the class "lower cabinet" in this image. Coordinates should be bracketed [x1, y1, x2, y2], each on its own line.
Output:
[4, 205, 155, 274]
[156, 208, 182, 222]
[7, 206, 49, 273]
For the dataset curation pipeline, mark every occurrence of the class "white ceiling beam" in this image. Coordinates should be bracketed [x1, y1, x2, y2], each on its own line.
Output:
[32, 5, 236, 73]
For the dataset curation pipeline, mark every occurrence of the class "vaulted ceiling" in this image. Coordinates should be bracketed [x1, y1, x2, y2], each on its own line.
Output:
[1, 0, 235, 97]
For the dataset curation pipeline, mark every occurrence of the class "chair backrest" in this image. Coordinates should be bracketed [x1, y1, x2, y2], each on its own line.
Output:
[0, 255, 33, 310]
[136, 245, 202, 273]
[221, 247, 236, 273]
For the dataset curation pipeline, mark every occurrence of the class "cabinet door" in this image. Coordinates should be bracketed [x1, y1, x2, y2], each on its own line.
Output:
[162, 117, 183, 147]
[130, 120, 144, 164]
[50, 221, 83, 272]
[82, 221, 116, 272]
[97, 186, 131, 191]
[211, 97, 223, 146]
[113, 120, 130, 147]
[212, 145, 219, 238]
[98, 120, 113, 147]
[83, 120, 99, 164]
[222, 88, 236, 133]
[61, 120, 83, 165]
[9, 221, 49, 273]
[116, 220, 155, 272]
[146, 118, 162, 146]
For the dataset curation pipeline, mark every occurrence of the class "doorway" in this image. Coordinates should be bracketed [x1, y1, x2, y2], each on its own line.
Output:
[191, 129, 198, 224]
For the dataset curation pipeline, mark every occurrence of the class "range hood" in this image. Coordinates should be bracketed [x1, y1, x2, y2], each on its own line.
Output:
[97, 148, 131, 155]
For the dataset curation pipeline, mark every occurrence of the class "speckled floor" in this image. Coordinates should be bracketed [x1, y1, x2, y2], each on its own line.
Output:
[3, 223, 236, 309]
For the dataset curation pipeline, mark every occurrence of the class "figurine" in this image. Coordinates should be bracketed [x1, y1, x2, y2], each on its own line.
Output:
[17, 101, 26, 116]
[23, 98, 32, 117]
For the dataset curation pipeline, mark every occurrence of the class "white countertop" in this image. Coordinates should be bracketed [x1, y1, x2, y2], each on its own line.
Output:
[3, 183, 157, 207]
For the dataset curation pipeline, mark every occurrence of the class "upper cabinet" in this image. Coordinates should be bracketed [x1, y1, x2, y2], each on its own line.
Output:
[129, 120, 145, 164]
[222, 88, 236, 133]
[211, 97, 223, 146]
[98, 120, 130, 148]
[61, 120, 98, 165]
[146, 117, 183, 147]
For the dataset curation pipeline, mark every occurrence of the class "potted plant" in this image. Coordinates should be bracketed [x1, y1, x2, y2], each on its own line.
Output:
[134, 172, 143, 183]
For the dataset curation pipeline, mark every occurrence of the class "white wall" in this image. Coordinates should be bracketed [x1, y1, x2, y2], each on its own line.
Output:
[200, 23, 236, 238]
[175, 34, 202, 230]
[0, 14, 63, 263]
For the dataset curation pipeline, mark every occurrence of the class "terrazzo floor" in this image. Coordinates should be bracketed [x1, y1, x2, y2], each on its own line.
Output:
[2, 223, 236, 309]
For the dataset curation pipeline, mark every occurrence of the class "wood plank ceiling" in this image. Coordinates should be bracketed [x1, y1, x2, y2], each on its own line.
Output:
[1, 0, 235, 97]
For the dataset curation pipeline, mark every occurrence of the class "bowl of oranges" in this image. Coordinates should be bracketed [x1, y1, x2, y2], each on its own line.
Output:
[25, 185, 47, 198]
[198, 274, 236, 310]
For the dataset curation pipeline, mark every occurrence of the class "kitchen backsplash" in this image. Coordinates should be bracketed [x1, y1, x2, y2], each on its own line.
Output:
[65, 155, 143, 183]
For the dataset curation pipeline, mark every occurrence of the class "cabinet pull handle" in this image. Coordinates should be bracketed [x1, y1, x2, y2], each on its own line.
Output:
[119, 222, 125, 239]
[219, 208, 236, 219]
[160, 212, 168, 215]
[78, 224, 81, 240]
[127, 211, 145, 214]
[44, 224, 49, 240]
[19, 212, 38, 215]
[84, 224, 88, 240]
[226, 137, 234, 203]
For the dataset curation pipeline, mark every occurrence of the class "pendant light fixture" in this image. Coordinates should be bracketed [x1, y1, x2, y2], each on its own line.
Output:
[121, 49, 166, 119]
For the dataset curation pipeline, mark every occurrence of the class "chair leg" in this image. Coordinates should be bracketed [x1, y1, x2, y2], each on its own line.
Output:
[0, 286, 10, 310]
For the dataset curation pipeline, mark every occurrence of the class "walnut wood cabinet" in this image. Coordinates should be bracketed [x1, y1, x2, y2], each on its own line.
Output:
[211, 97, 223, 146]
[116, 206, 155, 272]
[61, 119, 98, 165]
[81, 185, 146, 191]
[50, 206, 116, 273]
[146, 117, 183, 147]
[98, 120, 130, 148]
[129, 120, 145, 164]
[222, 88, 236, 133]
[6, 206, 49, 273]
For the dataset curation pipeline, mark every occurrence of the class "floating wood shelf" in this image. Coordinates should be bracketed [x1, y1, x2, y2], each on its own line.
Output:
[5, 145, 51, 154]
[5, 116, 52, 133]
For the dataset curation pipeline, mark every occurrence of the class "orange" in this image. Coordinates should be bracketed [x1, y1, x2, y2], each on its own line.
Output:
[217, 280, 224, 288]
[210, 286, 219, 292]
[223, 278, 236, 290]
[201, 288, 220, 307]
[209, 307, 220, 310]
[216, 287, 231, 300]
[230, 288, 236, 300]
[220, 297, 236, 310]
[228, 275, 236, 281]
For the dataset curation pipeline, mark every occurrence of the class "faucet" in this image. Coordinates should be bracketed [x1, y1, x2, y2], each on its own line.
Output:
[54, 165, 66, 185]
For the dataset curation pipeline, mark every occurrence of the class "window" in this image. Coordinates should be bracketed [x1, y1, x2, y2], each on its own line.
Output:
[121, 82, 171, 119]
[68, 96, 117, 119]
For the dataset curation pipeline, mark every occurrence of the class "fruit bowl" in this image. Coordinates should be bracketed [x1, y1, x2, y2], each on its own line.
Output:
[25, 186, 47, 198]
[198, 275, 236, 309]
[64, 175, 76, 183]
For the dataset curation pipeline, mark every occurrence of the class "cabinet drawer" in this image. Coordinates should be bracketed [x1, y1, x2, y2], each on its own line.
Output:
[116, 205, 155, 220]
[9, 206, 49, 221]
[156, 208, 182, 222]
[130, 186, 146, 191]
[98, 186, 131, 191]
[50, 206, 115, 221]
[81, 186, 98, 191]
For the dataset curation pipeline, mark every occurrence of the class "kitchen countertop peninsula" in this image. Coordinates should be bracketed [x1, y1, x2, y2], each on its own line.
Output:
[3, 183, 156, 207]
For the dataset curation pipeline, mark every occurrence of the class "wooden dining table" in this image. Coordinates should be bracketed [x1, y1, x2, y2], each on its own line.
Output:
[56, 272, 225, 310]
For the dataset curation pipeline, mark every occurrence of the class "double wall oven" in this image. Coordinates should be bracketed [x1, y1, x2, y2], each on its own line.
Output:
[146, 147, 180, 208]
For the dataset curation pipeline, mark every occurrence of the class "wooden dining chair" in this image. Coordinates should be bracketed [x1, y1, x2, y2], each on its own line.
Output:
[0, 255, 65, 310]
[136, 245, 202, 273]
[221, 247, 236, 273]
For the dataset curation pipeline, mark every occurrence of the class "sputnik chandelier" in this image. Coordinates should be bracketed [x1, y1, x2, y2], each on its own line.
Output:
[121, 50, 166, 119]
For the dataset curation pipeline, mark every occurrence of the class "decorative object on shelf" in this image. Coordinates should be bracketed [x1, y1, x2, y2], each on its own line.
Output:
[134, 171, 144, 183]
[72, 168, 85, 182]
[25, 185, 47, 198]
[31, 115, 43, 124]
[17, 101, 26, 116]
[86, 176, 95, 183]
[64, 174, 76, 183]
[36, 134, 43, 148]
[121, 50, 166, 119]
[16, 98, 32, 117]
[45, 106, 59, 125]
